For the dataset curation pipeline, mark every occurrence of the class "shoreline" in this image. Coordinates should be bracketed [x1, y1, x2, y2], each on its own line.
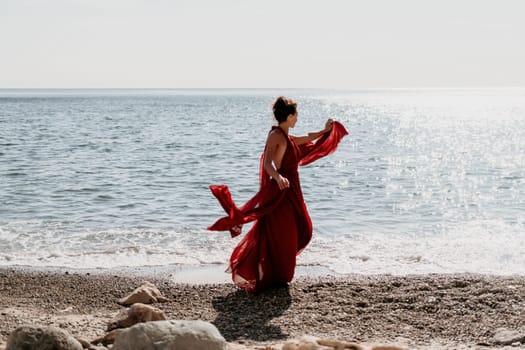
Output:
[1, 267, 525, 349]
[0, 263, 341, 284]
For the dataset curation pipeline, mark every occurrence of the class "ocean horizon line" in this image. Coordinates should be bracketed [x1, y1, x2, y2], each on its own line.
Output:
[1, 86, 524, 98]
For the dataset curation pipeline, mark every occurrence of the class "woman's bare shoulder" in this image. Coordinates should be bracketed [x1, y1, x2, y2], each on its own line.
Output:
[267, 128, 287, 145]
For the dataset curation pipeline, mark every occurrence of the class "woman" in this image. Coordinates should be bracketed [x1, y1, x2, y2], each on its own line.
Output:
[209, 96, 348, 292]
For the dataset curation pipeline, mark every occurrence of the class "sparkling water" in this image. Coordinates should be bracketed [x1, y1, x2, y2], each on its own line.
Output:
[1, 88, 524, 275]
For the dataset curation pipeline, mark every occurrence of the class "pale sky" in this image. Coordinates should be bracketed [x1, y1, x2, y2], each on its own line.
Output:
[1, 0, 524, 88]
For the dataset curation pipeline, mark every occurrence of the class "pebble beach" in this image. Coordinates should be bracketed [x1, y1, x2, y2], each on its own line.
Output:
[1, 268, 524, 349]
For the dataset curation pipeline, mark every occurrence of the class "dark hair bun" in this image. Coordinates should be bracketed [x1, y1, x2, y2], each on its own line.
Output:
[272, 96, 297, 123]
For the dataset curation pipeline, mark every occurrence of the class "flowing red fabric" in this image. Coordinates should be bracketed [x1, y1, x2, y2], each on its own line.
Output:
[208, 121, 348, 292]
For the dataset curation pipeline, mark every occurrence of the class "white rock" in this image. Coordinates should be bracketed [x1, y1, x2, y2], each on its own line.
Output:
[112, 320, 227, 350]
[490, 328, 525, 345]
[6, 325, 83, 350]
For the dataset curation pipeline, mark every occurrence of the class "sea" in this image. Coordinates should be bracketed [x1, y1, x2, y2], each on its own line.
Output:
[1, 88, 524, 278]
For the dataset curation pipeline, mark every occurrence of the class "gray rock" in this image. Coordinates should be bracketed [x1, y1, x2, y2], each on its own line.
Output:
[112, 320, 227, 350]
[6, 325, 83, 350]
[490, 328, 525, 345]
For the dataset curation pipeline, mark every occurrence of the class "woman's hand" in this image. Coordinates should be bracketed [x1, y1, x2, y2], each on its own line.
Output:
[276, 174, 290, 190]
[293, 118, 335, 145]
[324, 118, 334, 133]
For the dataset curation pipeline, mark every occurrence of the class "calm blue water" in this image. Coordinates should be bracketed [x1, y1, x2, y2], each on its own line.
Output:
[1, 88, 524, 275]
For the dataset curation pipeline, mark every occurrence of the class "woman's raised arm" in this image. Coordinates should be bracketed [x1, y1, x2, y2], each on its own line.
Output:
[292, 118, 334, 145]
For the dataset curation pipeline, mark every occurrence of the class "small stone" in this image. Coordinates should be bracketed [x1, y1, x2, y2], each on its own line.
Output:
[426, 296, 437, 303]
[107, 303, 167, 331]
[91, 329, 125, 346]
[490, 328, 525, 345]
[118, 281, 168, 305]
[75, 337, 91, 348]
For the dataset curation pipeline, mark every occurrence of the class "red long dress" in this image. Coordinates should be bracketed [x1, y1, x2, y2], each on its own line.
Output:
[208, 121, 348, 292]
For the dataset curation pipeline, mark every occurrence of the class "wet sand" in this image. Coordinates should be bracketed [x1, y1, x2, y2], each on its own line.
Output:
[1, 267, 524, 349]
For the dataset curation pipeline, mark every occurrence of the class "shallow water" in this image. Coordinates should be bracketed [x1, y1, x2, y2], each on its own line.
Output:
[1, 88, 524, 275]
